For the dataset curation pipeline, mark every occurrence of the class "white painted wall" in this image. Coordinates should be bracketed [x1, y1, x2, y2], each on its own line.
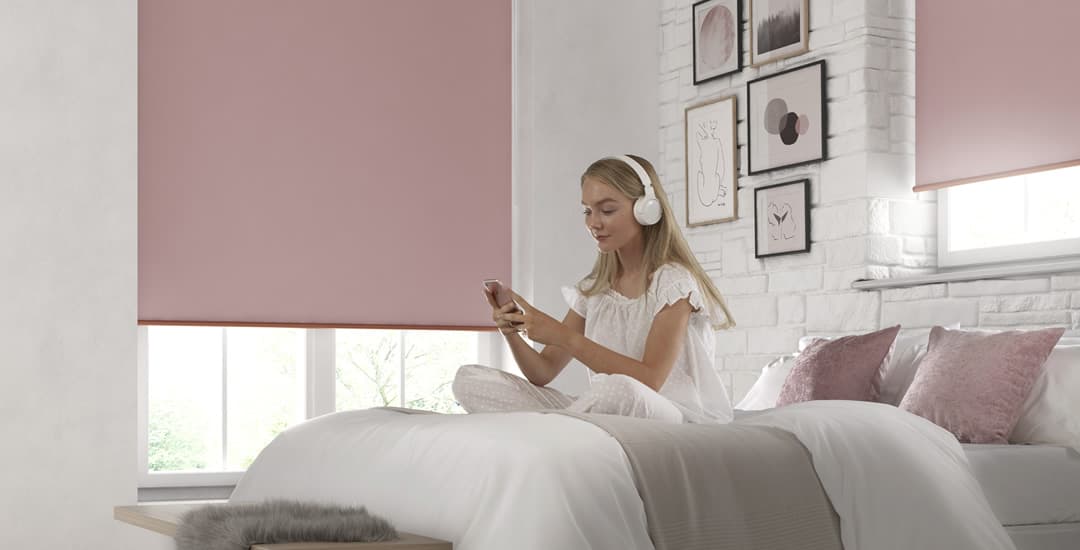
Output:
[0, 3, 655, 544]
[513, 0, 660, 394]
[0, 1, 166, 548]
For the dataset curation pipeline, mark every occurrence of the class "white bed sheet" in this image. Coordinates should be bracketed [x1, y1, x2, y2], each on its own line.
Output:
[231, 409, 653, 550]
[232, 402, 1015, 550]
[964, 443, 1080, 526]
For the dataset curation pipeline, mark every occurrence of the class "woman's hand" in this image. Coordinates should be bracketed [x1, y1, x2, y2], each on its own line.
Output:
[503, 292, 571, 347]
[483, 288, 523, 335]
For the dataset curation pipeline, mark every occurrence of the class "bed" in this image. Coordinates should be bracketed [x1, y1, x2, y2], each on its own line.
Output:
[726, 329, 1080, 550]
[964, 443, 1080, 550]
[229, 401, 1020, 550]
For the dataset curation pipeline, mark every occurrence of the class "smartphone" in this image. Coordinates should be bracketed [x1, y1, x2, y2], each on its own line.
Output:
[482, 279, 517, 309]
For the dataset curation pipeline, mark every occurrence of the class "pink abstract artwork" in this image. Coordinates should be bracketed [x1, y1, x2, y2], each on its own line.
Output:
[693, 0, 741, 83]
[699, 5, 735, 70]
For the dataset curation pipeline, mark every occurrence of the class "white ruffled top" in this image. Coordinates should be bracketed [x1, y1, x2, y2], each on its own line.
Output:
[561, 263, 733, 423]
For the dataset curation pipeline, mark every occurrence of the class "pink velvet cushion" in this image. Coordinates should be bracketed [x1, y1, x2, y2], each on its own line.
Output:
[899, 326, 1065, 444]
[776, 325, 901, 406]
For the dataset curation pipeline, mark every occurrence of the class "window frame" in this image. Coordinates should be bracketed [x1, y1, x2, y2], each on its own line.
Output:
[937, 175, 1080, 269]
[137, 326, 502, 491]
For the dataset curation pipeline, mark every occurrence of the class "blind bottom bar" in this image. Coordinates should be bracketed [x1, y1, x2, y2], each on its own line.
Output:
[913, 158, 1080, 193]
[138, 320, 496, 331]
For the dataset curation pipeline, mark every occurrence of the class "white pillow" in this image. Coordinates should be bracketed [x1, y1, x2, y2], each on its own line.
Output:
[734, 354, 796, 411]
[878, 331, 933, 406]
[1010, 345, 1080, 450]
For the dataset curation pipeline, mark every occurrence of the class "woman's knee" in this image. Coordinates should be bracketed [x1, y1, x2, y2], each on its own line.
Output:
[452, 364, 515, 400]
[454, 364, 498, 380]
[453, 364, 490, 391]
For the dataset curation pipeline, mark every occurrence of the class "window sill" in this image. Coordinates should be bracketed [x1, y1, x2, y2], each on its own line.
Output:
[138, 486, 234, 503]
[850, 258, 1080, 290]
[137, 471, 242, 502]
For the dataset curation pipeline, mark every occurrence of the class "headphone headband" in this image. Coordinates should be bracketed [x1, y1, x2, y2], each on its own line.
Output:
[606, 155, 655, 199]
[604, 155, 662, 226]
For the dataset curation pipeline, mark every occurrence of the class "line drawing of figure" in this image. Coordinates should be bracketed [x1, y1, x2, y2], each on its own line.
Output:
[767, 201, 797, 241]
[695, 119, 727, 207]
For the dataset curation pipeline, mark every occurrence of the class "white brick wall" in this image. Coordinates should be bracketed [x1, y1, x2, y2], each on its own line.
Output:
[806, 292, 880, 332]
[657, 0, 1076, 405]
[1051, 275, 1080, 290]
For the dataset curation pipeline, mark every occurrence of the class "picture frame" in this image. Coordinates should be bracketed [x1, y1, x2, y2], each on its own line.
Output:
[754, 179, 810, 258]
[685, 95, 738, 226]
[747, 59, 826, 175]
[749, 0, 809, 66]
[692, 0, 742, 84]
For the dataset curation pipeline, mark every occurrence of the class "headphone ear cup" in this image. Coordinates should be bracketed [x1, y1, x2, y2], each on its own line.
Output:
[634, 196, 662, 225]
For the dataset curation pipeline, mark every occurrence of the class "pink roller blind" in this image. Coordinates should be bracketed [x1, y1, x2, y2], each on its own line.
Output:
[915, 0, 1080, 191]
[139, 0, 510, 328]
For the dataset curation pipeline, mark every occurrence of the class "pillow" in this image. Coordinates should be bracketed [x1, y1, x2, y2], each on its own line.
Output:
[799, 323, 963, 406]
[734, 354, 796, 411]
[776, 325, 901, 406]
[899, 326, 1065, 444]
[877, 332, 928, 406]
[1010, 345, 1080, 450]
[798, 334, 908, 406]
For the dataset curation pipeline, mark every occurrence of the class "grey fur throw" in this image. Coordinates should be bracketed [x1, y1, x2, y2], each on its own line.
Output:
[174, 500, 399, 550]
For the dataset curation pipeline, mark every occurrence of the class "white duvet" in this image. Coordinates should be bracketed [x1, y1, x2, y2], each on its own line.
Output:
[231, 401, 1015, 550]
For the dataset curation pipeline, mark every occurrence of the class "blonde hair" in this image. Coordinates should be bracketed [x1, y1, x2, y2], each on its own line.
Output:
[578, 155, 735, 330]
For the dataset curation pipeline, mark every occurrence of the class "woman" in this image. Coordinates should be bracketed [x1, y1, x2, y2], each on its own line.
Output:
[453, 155, 736, 423]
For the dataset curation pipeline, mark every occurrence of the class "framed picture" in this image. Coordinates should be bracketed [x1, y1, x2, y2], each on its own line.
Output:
[692, 0, 742, 84]
[685, 95, 738, 226]
[754, 179, 810, 258]
[749, 0, 809, 66]
[747, 60, 826, 175]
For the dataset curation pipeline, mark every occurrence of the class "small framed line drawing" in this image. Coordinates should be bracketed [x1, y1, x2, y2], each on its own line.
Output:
[749, 0, 809, 67]
[692, 0, 742, 84]
[754, 178, 810, 258]
[685, 95, 738, 226]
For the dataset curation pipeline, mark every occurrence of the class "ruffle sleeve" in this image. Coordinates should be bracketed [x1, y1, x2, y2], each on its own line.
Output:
[651, 264, 734, 329]
[561, 283, 588, 318]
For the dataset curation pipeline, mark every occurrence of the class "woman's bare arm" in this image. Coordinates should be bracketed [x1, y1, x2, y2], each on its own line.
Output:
[504, 309, 584, 386]
[562, 299, 691, 391]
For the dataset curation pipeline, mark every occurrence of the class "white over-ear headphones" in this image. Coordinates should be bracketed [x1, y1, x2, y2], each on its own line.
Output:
[606, 155, 662, 226]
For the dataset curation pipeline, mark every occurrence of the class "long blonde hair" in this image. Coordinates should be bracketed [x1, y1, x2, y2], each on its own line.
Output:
[578, 155, 735, 329]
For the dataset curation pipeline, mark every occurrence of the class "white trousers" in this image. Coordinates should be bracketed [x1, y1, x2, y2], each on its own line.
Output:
[451, 364, 684, 423]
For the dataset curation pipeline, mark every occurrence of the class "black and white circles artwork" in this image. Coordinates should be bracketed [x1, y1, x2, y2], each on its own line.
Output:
[747, 60, 826, 175]
[684, 95, 738, 226]
[754, 179, 810, 258]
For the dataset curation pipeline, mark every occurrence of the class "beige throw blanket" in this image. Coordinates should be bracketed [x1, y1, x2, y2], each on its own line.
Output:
[383, 406, 841, 550]
[555, 411, 842, 550]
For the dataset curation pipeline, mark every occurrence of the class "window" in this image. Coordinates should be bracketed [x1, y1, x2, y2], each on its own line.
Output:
[139, 326, 493, 489]
[939, 164, 1080, 268]
[335, 329, 471, 413]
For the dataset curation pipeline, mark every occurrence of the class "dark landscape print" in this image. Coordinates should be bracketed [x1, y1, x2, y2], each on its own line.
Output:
[756, 8, 801, 54]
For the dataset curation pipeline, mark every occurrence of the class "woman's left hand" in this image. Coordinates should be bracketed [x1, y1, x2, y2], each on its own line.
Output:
[503, 292, 569, 347]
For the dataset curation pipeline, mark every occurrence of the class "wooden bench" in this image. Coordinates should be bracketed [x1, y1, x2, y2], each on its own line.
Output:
[114, 502, 452, 550]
